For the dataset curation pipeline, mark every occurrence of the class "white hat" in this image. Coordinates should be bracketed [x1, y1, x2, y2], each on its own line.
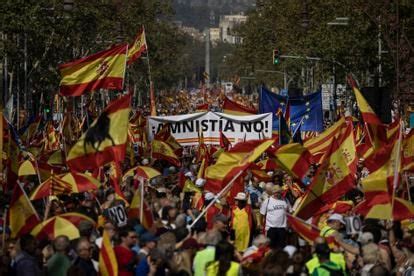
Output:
[185, 171, 194, 178]
[204, 192, 215, 201]
[234, 192, 247, 201]
[141, 159, 149, 165]
[283, 245, 297, 258]
[195, 178, 206, 187]
[267, 171, 274, 176]
[168, 166, 176, 173]
[259, 181, 266, 189]
[358, 232, 374, 245]
[327, 213, 346, 225]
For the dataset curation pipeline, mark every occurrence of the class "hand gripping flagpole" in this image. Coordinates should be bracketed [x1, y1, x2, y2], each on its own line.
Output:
[188, 169, 244, 230]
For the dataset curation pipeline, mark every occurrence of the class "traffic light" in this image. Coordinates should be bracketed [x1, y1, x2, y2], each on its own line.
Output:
[273, 49, 280, 65]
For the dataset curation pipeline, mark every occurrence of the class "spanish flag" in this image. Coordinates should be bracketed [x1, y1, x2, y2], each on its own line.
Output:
[128, 187, 154, 230]
[304, 117, 347, 163]
[204, 139, 275, 193]
[402, 129, 414, 171]
[67, 94, 131, 171]
[99, 230, 118, 276]
[127, 27, 147, 65]
[347, 75, 381, 125]
[272, 143, 313, 181]
[9, 182, 40, 238]
[59, 44, 128, 97]
[151, 139, 181, 167]
[295, 137, 355, 220]
[222, 97, 257, 115]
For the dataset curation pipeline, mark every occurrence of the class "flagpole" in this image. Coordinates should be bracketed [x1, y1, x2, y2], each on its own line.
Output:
[188, 169, 244, 229]
[0, 108, 3, 187]
[17, 180, 40, 220]
[143, 29, 156, 116]
[1, 206, 6, 251]
[139, 176, 144, 223]
[391, 120, 403, 221]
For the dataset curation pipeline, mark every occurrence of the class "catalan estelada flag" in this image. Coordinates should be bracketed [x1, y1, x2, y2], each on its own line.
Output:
[99, 230, 118, 276]
[67, 94, 131, 171]
[127, 27, 147, 65]
[295, 137, 355, 220]
[59, 44, 128, 96]
[204, 139, 275, 193]
[9, 183, 40, 238]
[222, 97, 257, 115]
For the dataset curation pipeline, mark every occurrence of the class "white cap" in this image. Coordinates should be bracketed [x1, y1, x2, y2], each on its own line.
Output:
[168, 166, 176, 173]
[195, 178, 206, 187]
[267, 171, 274, 176]
[204, 192, 215, 201]
[185, 171, 194, 178]
[234, 192, 247, 201]
[141, 159, 149, 165]
[259, 181, 266, 189]
[327, 213, 346, 225]
[283, 245, 297, 258]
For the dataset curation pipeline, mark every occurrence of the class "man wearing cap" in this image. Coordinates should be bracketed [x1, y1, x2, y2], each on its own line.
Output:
[204, 192, 223, 230]
[230, 192, 252, 252]
[138, 232, 159, 262]
[320, 213, 346, 238]
[260, 185, 289, 249]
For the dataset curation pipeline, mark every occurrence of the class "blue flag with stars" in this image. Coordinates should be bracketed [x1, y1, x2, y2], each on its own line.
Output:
[259, 86, 324, 132]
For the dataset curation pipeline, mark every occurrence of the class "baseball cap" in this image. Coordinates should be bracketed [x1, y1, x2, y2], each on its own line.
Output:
[140, 232, 159, 243]
[204, 192, 215, 201]
[327, 213, 346, 225]
[234, 192, 247, 201]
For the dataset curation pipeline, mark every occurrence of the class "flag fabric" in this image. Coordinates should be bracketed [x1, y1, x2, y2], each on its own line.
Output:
[222, 97, 257, 115]
[287, 215, 320, 244]
[154, 123, 182, 156]
[9, 183, 40, 238]
[99, 230, 118, 276]
[30, 174, 73, 200]
[128, 187, 154, 230]
[278, 109, 291, 145]
[59, 44, 128, 97]
[259, 86, 324, 132]
[204, 139, 275, 193]
[196, 103, 209, 112]
[271, 143, 313, 181]
[219, 130, 231, 150]
[67, 94, 131, 171]
[127, 27, 147, 65]
[151, 139, 181, 166]
[196, 131, 209, 162]
[403, 129, 414, 171]
[304, 117, 347, 163]
[295, 138, 356, 220]
[347, 76, 381, 125]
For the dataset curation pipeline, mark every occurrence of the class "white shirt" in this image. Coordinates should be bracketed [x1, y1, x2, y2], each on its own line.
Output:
[260, 197, 288, 230]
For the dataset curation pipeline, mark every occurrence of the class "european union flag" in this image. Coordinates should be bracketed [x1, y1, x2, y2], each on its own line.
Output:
[259, 86, 324, 132]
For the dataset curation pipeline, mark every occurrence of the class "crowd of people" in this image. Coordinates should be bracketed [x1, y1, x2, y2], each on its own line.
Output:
[0, 89, 414, 276]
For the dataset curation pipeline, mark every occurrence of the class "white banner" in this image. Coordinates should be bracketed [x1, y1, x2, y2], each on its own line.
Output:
[148, 111, 273, 146]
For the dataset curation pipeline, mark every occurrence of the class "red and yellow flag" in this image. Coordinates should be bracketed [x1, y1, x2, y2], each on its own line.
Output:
[9, 183, 40, 238]
[295, 138, 355, 220]
[127, 27, 147, 65]
[204, 139, 275, 193]
[347, 76, 381, 125]
[99, 230, 118, 276]
[59, 44, 128, 97]
[128, 187, 154, 230]
[272, 143, 314, 181]
[151, 139, 181, 167]
[67, 94, 131, 171]
[222, 97, 257, 115]
[304, 117, 347, 163]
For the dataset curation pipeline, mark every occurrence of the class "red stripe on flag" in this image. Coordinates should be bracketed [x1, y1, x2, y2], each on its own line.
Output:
[60, 77, 124, 97]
